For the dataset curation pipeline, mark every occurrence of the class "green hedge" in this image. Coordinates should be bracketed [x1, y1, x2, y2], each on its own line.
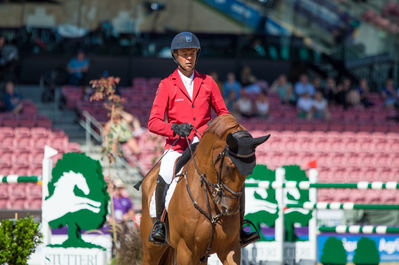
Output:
[0, 216, 42, 265]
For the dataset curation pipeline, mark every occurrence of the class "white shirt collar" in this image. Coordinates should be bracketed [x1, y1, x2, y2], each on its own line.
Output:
[178, 70, 194, 84]
[178, 70, 194, 100]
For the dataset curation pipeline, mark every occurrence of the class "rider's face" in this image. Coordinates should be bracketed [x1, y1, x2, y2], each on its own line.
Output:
[175, 48, 198, 73]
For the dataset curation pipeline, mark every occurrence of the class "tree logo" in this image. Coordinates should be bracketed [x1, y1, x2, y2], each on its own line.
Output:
[245, 164, 279, 241]
[245, 164, 312, 241]
[43, 153, 109, 249]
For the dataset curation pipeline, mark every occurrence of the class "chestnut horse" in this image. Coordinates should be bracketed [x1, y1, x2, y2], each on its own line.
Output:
[141, 114, 269, 265]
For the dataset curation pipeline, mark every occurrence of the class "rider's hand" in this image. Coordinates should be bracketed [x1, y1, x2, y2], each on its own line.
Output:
[171, 123, 193, 138]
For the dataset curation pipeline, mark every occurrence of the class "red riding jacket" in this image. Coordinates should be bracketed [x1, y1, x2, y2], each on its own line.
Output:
[148, 69, 229, 152]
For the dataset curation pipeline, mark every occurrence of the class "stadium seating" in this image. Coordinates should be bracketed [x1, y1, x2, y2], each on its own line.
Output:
[60, 78, 399, 204]
[0, 97, 81, 211]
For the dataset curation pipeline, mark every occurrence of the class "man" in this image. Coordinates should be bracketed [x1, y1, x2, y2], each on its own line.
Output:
[3, 81, 23, 114]
[111, 178, 135, 223]
[148, 32, 260, 246]
[0, 35, 18, 82]
[294, 74, 315, 97]
[67, 49, 89, 85]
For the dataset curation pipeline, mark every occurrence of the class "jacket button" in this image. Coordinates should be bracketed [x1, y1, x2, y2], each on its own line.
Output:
[192, 104, 194, 108]
[193, 117, 196, 121]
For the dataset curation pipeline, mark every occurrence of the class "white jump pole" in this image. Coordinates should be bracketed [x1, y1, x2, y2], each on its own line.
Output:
[41, 145, 58, 245]
[275, 167, 285, 264]
[308, 168, 318, 264]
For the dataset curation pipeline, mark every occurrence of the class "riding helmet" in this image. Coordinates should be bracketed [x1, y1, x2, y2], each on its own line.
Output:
[171, 32, 201, 52]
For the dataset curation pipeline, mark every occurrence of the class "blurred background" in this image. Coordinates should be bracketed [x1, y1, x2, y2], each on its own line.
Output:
[0, 0, 399, 257]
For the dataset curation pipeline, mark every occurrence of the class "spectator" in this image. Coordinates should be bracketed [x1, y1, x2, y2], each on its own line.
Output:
[294, 74, 315, 97]
[235, 89, 254, 118]
[270, 74, 294, 104]
[3, 81, 23, 114]
[344, 78, 361, 108]
[223, 72, 241, 100]
[312, 76, 325, 94]
[381, 78, 398, 109]
[67, 49, 89, 86]
[109, 178, 136, 223]
[103, 108, 141, 155]
[325, 76, 337, 103]
[225, 89, 238, 113]
[82, 85, 94, 101]
[251, 39, 266, 57]
[357, 78, 374, 108]
[240, 65, 261, 96]
[313, 91, 330, 120]
[0, 35, 18, 82]
[297, 92, 313, 120]
[210, 72, 223, 94]
[335, 82, 349, 109]
[254, 91, 269, 118]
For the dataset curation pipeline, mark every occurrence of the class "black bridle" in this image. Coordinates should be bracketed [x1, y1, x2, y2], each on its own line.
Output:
[178, 132, 254, 262]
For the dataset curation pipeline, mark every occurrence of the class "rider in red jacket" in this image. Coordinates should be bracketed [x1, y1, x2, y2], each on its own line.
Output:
[148, 32, 259, 246]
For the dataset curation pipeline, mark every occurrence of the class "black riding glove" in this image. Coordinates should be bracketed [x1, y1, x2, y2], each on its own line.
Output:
[171, 123, 193, 138]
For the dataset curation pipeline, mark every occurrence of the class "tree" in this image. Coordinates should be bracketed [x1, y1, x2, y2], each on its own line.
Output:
[46, 152, 109, 248]
[353, 237, 380, 265]
[321, 237, 347, 265]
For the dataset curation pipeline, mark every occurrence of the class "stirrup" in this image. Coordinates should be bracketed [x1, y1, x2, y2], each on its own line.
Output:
[148, 219, 167, 245]
[240, 219, 260, 247]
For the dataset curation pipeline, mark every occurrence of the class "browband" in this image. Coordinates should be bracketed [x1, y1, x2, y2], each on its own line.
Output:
[226, 146, 255, 159]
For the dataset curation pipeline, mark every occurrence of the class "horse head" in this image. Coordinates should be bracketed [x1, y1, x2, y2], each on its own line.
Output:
[65, 171, 90, 195]
[211, 129, 270, 216]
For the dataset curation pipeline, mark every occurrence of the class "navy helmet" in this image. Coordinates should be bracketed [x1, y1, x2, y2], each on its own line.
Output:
[171, 32, 201, 69]
[171, 32, 200, 52]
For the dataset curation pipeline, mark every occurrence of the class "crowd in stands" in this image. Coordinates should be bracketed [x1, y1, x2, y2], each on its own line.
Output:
[218, 66, 398, 123]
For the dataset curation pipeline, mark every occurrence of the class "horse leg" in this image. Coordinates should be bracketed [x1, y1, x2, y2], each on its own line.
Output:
[217, 244, 241, 265]
[176, 240, 196, 265]
[142, 240, 169, 265]
[159, 246, 176, 265]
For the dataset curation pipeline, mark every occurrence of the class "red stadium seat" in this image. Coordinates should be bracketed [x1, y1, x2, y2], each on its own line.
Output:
[0, 185, 9, 199]
[8, 184, 26, 199]
[26, 183, 42, 199]
[31, 127, 50, 138]
[0, 127, 15, 137]
[6, 198, 26, 210]
[26, 198, 42, 210]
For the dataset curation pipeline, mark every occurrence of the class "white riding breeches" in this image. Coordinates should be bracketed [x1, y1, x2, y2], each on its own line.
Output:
[159, 136, 199, 184]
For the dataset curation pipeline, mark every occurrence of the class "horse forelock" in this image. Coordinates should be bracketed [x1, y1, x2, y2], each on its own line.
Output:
[204, 114, 245, 139]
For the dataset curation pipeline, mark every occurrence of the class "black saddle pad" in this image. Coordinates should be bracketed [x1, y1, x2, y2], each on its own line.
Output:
[174, 142, 199, 176]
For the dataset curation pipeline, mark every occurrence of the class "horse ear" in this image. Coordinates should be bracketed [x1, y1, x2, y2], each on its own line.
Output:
[226, 132, 238, 149]
[251, 134, 271, 148]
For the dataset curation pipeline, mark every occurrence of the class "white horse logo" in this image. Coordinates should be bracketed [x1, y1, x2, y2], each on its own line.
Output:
[43, 170, 101, 222]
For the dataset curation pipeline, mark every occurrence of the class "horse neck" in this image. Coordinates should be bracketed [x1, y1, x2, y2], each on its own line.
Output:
[185, 134, 220, 199]
[192, 133, 219, 178]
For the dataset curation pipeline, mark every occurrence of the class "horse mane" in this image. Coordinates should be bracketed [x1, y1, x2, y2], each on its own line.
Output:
[204, 114, 245, 139]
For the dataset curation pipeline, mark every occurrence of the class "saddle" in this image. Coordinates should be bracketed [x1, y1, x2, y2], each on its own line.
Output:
[174, 142, 199, 176]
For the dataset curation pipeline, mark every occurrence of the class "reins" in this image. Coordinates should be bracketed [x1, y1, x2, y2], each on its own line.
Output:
[177, 135, 244, 263]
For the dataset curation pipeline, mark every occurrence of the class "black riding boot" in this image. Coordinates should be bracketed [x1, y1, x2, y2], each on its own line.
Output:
[149, 175, 169, 244]
[240, 188, 260, 247]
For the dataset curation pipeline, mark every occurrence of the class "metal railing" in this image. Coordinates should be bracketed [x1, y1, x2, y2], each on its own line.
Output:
[78, 111, 143, 182]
